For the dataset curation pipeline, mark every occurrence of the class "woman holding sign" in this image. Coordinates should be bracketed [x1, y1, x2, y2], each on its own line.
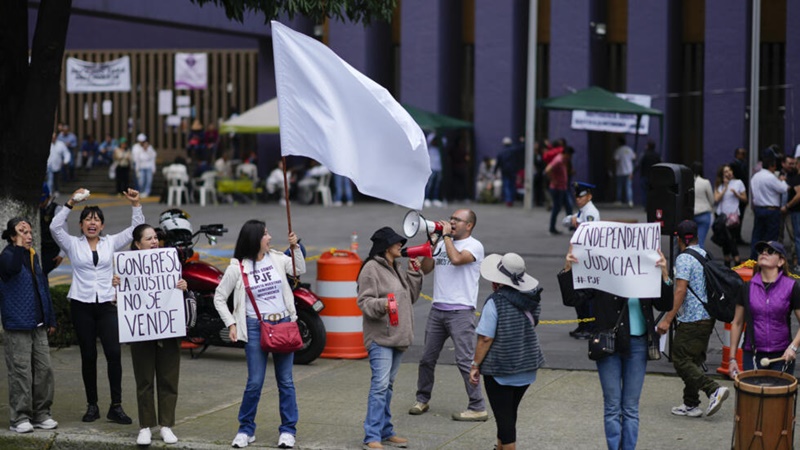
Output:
[113, 224, 188, 445]
[559, 245, 672, 450]
[356, 227, 423, 450]
[214, 220, 305, 449]
[50, 187, 142, 425]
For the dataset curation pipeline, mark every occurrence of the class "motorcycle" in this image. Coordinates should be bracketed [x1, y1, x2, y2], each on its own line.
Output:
[158, 209, 327, 364]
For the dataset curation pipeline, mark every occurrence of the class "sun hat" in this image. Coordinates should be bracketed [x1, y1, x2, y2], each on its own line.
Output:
[480, 253, 539, 291]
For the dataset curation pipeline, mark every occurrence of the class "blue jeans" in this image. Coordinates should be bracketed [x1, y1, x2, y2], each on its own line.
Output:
[595, 335, 647, 450]
[548, 188, 572, 232]
[138, 168, 154, 195]
[238, 317, 297, 437]
[425, 171, 442, 201]
[501, 175, 516, 204]
[616, 175, 633, 204]
[694, 212, 711, 249]
[751, 207, 782, 259]
[364, 342, 403, 444]
[333, 174, 353, 203]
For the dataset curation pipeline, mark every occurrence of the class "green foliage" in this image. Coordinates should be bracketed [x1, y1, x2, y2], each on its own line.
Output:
[48, 284, 77, 348]
[190, 0, 396, 25]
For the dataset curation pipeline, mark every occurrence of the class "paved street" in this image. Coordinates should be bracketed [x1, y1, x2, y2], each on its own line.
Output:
[0, 196, 791, 449]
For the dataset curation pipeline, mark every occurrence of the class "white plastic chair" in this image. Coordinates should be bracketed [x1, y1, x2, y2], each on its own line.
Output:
[164, 165, 190, 207]
[315, 172, 332, 207]
[195, 170, 218, 207]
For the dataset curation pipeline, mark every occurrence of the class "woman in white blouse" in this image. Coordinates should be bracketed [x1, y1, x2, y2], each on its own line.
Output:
[692, 161, 715, 249]
[50, 188, 143, 424]
[714, 164, 748, 266]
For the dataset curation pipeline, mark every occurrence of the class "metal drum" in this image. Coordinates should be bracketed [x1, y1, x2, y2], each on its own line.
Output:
[733, 369, 797, 450]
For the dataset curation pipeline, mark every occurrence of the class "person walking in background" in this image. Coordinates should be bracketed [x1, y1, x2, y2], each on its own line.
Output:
[561, 245, 671, 450]
[544, 146, 574, 235]
[357, 227, 423, 449]
[0, 218, 59, 433]
[424, 133, 443, 208]
[133, 136, 157, 198]
[47, 132, 71, 196]
[333, 173, 354, 206]
[638, 140, 661, 208]
[496, 137, 522, 207]
[113, 224, 187, 445]
[714, 164, 747, 267]
[613, 136, 636, 207]
[213, 220, 305, 449]
[691, 162, 714, 249]
[749, 153, 789, 259]
[50, 188, 142, 425]
[656, 220, 729, 418]
[113, 138, 132, 194]
[470, 253, 544, 450]
[728, 241, 800, 377]
[57, 124, 78, 182]
[410, 209, 488, 422]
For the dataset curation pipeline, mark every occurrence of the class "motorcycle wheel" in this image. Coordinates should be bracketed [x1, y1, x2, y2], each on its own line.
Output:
[294, 309, 326, 365]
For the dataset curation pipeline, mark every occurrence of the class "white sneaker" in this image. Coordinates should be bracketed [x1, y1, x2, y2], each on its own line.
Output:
[346, 201, 354, 206]
[10, 421, 33, 433]
[278, 432, 296, 448]
[160, 426, 178, 444]
[432, 200, 443, 207]
[32, 418, 58, 429]
[671, 404, 703, 417]
[232, 432, 256, 448]
[423, 199, 432, 208]
[137, 428, 152, 445]
[707, 386, 730, 417]
[332, 201, 343, 207]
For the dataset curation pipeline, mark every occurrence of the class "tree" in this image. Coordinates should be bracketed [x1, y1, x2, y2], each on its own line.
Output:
[0, 0, 394, 236]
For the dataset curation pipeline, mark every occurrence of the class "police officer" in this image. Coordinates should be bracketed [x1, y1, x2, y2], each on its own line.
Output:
[567, 182, 601, 339]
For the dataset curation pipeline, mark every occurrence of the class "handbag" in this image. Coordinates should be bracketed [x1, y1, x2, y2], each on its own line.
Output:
[239, 262, 303, 353]
[588, 303, 627, 361]
[725, 212, 740, 227]
[647, 334, 662, 360]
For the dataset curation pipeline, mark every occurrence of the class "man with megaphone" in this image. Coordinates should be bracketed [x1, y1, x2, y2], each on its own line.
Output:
[406, 209, 488, 422]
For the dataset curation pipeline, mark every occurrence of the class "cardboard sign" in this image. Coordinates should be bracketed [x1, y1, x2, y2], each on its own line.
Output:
[115, 248, 185, 343]
[569, 221, 662, 298]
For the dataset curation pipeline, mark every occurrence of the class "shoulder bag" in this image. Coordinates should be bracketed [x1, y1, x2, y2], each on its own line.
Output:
[239, 261, 303, 353]
[588, 302, 627, 361]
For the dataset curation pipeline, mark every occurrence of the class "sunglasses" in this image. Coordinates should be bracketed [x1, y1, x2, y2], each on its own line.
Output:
[759, 247, 779, 256]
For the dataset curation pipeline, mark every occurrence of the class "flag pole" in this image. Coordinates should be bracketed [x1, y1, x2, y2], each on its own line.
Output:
[281, 156, 297, 280]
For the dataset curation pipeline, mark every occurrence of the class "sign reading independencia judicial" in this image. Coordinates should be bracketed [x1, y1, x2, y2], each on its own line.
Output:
[569, 221, 662, 298]
[115, 248, 186, 343]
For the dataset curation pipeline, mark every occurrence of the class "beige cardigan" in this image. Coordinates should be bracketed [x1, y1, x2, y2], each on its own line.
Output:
[213, 249, 306, 343]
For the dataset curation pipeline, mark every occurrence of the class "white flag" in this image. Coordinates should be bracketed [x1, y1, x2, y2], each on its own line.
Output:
[271, 21, 431, 210]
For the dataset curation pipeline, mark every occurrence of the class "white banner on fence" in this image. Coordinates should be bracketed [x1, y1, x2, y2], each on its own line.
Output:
[66, 56, 131, 93]
[175, 53, 208, 90]
[569, 221, 662, 298]
[115, 248, 186, 343]
[571, 93, 651, 135]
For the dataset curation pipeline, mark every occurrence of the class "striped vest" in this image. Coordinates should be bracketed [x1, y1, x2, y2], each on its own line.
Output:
[480, 288, 545, 376]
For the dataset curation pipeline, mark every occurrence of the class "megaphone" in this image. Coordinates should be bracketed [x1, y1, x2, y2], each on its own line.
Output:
[402, 210, 443, 238]
[401, 241, 433, 259]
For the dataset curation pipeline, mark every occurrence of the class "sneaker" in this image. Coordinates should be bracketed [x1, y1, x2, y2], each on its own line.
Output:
[82, 404, 100, 422]
[423, 199, 432, 208]
[671, 404, 703, 417]
[363, 442, 384, 449]
[332, 201, 343, 207]
[382, 435, 408, 448]
[107, 404, 133, 424]
[32, 418, 58, 429]
[548, 229, 562, 236]
[408, 402, 429, 415]
[346, 201, 354, 206]
[432, 200, 443, 207]
[160, 426, 178, 444]
[452, 409, 489, 421]
[9, 421, 34, 433]
[277, 432, 295, 448]
[232, 432, 255, 448]
[137, 428, 152, 446]
[707, 386, 730, 417]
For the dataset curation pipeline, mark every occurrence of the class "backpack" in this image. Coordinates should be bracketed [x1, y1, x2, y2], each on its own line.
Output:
[682, 248, 742, 323]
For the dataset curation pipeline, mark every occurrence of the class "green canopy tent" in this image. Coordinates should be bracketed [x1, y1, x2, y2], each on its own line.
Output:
[537, 86, 663, 152]
[401, 104, 473, 132]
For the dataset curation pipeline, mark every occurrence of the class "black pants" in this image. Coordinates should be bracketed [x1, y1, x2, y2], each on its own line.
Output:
[483, 375, 530, 445]
[70, 300, 123, 405]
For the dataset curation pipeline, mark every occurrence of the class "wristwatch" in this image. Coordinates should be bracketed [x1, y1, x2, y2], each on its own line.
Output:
[443, 234, 454, 240]
[790, 344, 798, 352]
[471, 361, 480, 367]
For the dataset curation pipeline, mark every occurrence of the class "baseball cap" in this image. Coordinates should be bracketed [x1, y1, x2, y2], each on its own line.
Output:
[675, 220, 698, 243]
[755, 240, 787, 258]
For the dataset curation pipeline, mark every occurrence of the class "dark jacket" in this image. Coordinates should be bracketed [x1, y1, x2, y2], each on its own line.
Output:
[560, 270, 673, 354]
[0, 245, 56, 330]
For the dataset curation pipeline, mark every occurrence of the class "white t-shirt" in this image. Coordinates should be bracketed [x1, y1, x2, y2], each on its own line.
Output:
[432, 236, 484, 309]
[716, 179, 746, 215]
[614, 145, 636, 176]
[244, 255, 285, 317]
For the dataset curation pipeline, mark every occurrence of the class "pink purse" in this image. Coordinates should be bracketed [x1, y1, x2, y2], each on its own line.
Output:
[239, 262, 303, 353]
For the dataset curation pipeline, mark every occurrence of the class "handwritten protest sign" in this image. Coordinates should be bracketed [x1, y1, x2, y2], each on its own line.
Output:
[570, 221, 662, 298]
[115, 248, 185, 343]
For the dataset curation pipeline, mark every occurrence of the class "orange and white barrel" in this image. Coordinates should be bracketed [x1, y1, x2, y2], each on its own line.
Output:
[317, 250, 367, 359]
[717, 264, 754, 375]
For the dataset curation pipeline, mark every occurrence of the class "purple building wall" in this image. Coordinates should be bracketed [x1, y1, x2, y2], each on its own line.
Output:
[548, 0, 591, 183]
[703, 0, 749, 177]
[473, 0, 526, 163]
[786, 1, 800, 151]
[627, 1, 670, 201]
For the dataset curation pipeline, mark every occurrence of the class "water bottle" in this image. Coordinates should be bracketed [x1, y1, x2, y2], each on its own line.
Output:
[350, 231, 359, 254]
